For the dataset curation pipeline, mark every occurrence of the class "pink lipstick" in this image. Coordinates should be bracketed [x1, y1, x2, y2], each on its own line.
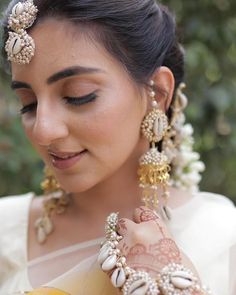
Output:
[49, 150, 87, 170]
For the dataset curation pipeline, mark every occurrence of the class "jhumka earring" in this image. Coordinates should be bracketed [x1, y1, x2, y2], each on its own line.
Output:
[138, 80, 171, 220]
[34, 166, 70, 244]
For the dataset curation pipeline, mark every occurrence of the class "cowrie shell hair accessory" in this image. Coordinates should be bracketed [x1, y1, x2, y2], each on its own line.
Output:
[5, 0, 38, 64]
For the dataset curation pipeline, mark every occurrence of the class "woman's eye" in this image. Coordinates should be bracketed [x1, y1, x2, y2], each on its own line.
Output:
[63, 92, 97, 106]
[19, 92, 97, 114]
[20, 102, 37, 115]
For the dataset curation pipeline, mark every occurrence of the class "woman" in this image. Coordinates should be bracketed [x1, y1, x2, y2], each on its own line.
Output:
[0, 0, 235, 294]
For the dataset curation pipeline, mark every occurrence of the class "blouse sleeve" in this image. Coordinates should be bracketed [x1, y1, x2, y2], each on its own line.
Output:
[170, 192, 236, 295]
[0, 193, 33, 286]
[229, 243, 236, 294]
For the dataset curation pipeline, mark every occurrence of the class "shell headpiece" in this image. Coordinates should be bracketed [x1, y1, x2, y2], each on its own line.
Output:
[5, 0, 38, 65]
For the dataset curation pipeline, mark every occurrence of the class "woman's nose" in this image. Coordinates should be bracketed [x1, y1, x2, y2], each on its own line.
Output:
[32, 103, 69, 146]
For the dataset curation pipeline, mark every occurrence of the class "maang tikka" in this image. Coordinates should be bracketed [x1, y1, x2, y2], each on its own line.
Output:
[5, 0, 38, 64]
[138, 80, 171, 220]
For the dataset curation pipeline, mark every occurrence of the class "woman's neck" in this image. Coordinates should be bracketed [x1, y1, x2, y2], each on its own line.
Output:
[70, 154, 142, 221]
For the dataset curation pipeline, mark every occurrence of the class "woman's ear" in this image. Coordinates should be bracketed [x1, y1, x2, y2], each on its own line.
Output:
[151, 66, 175, 112]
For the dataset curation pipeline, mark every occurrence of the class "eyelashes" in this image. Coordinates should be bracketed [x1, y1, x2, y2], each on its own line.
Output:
[20, 102, 37, 114]
[20, 92, 97, 115]
[63, 92, 97, 106]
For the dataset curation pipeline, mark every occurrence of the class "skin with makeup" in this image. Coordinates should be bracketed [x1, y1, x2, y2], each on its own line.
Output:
[1, 1, 236, 295]
[10, 17, 200, 287]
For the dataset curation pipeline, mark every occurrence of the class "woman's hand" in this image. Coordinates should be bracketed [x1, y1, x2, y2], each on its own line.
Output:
[117, 206, 200, 280]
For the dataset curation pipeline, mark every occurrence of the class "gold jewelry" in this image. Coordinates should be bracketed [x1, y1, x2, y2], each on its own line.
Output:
[138, 80, 171, 215]
[5, 0, 38, 64]
[34, 167, 70, 244]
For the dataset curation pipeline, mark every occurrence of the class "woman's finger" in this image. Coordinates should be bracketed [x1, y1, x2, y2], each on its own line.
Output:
[117, 217, 136, 236]
[133, 206, 161, 224]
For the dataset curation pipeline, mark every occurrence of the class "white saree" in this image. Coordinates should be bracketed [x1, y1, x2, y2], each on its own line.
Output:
[0, 192, 236, 295]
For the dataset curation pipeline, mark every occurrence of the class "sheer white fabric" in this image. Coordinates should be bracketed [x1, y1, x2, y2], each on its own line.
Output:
[0, 192, 236, 295]
[28, 237, 103, 287]
[229, 244, 236, 294]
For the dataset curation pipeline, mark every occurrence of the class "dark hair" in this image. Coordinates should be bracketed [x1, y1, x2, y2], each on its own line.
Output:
[1, 0, 184, 96]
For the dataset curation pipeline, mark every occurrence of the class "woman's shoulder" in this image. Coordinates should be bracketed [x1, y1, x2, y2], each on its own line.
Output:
[172, 191, 236, 245]
[0, 192, 34, 234]
[190, 191, 236, 243]
[0, 193, 35, 275]
[196, 191, 236, 220]
[197, 191, 235, 207]
[0, 192, 34, 218]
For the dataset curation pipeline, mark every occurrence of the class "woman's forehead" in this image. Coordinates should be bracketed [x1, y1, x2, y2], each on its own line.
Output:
[11, 19, 119, 81]
[10, 18, 132, 90]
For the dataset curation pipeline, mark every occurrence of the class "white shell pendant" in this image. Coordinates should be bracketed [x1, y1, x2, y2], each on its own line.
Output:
[37, 225, 47, 244]
[12, 2, 24, 17]
[43, 215, 54, 235]
[34, 215, 53, 244]
[171, 270, 193, 289]
[111, 268, 126, 288]
[34, 217, 43, 229]
[161, 205, 172, 221]
[154, 117, 163, 136]
[153, 113, 168, 141]
[98, 246, 112, 265]
[8, 36, 23, 55]
[102, 254, 117, 271]
[128, 279, 149, 295]
[178, 91, 188, 109]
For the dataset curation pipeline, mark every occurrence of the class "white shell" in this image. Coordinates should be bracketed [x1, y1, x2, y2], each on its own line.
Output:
[172, 270, 193, 280]
[161, 205, 172, 221]
[98, 246, 111, 265]
[34, 217, 43, 228]
[179, 92, 188, 109]
[171, 271, 193, 289]
[128, 279, 149, 295]
[154, 117, 164, 137]
[43, 216, 54, 235]
[111, 268, 126, 288]
[37, 226, 46, 244]
[102, 254, 117, 271]
[8, 36, 22, 55]
[12, 2, 24, 17]
[100, 242, 112, 252]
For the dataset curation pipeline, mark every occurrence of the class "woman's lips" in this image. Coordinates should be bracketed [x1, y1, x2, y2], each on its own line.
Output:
[50, 150, 87, 170]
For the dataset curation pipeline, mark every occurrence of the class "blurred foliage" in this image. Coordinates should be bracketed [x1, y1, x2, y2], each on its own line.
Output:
[0, 0, 235, 203]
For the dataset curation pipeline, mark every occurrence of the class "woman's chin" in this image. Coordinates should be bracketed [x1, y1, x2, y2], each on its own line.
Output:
[57, 176, 97, 194]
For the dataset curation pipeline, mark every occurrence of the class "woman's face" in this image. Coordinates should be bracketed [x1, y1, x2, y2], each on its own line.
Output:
[11, 19, 148, 193]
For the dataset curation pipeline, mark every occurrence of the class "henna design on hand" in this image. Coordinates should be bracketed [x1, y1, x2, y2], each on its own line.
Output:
[139, 207, 160, 222]
[117, 218, 127, 233]
[129, 243, 146, 255]
[126, 238, 182, 276]
[126, 244, 158, 275]
[150, 238, 181, 264]
[120, 242, 130, 255]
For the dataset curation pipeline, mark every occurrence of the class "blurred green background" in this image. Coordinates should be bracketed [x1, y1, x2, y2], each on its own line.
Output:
[0, 0, 235, 204]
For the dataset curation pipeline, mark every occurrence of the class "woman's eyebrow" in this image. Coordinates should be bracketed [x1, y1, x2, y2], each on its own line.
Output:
[11, 81, 31, 90]
[46, 66, 105, 85]
[11, 66, 105, 90]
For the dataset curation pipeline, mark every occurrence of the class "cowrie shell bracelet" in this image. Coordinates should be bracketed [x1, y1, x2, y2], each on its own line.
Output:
[98, 212, 212, 295]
